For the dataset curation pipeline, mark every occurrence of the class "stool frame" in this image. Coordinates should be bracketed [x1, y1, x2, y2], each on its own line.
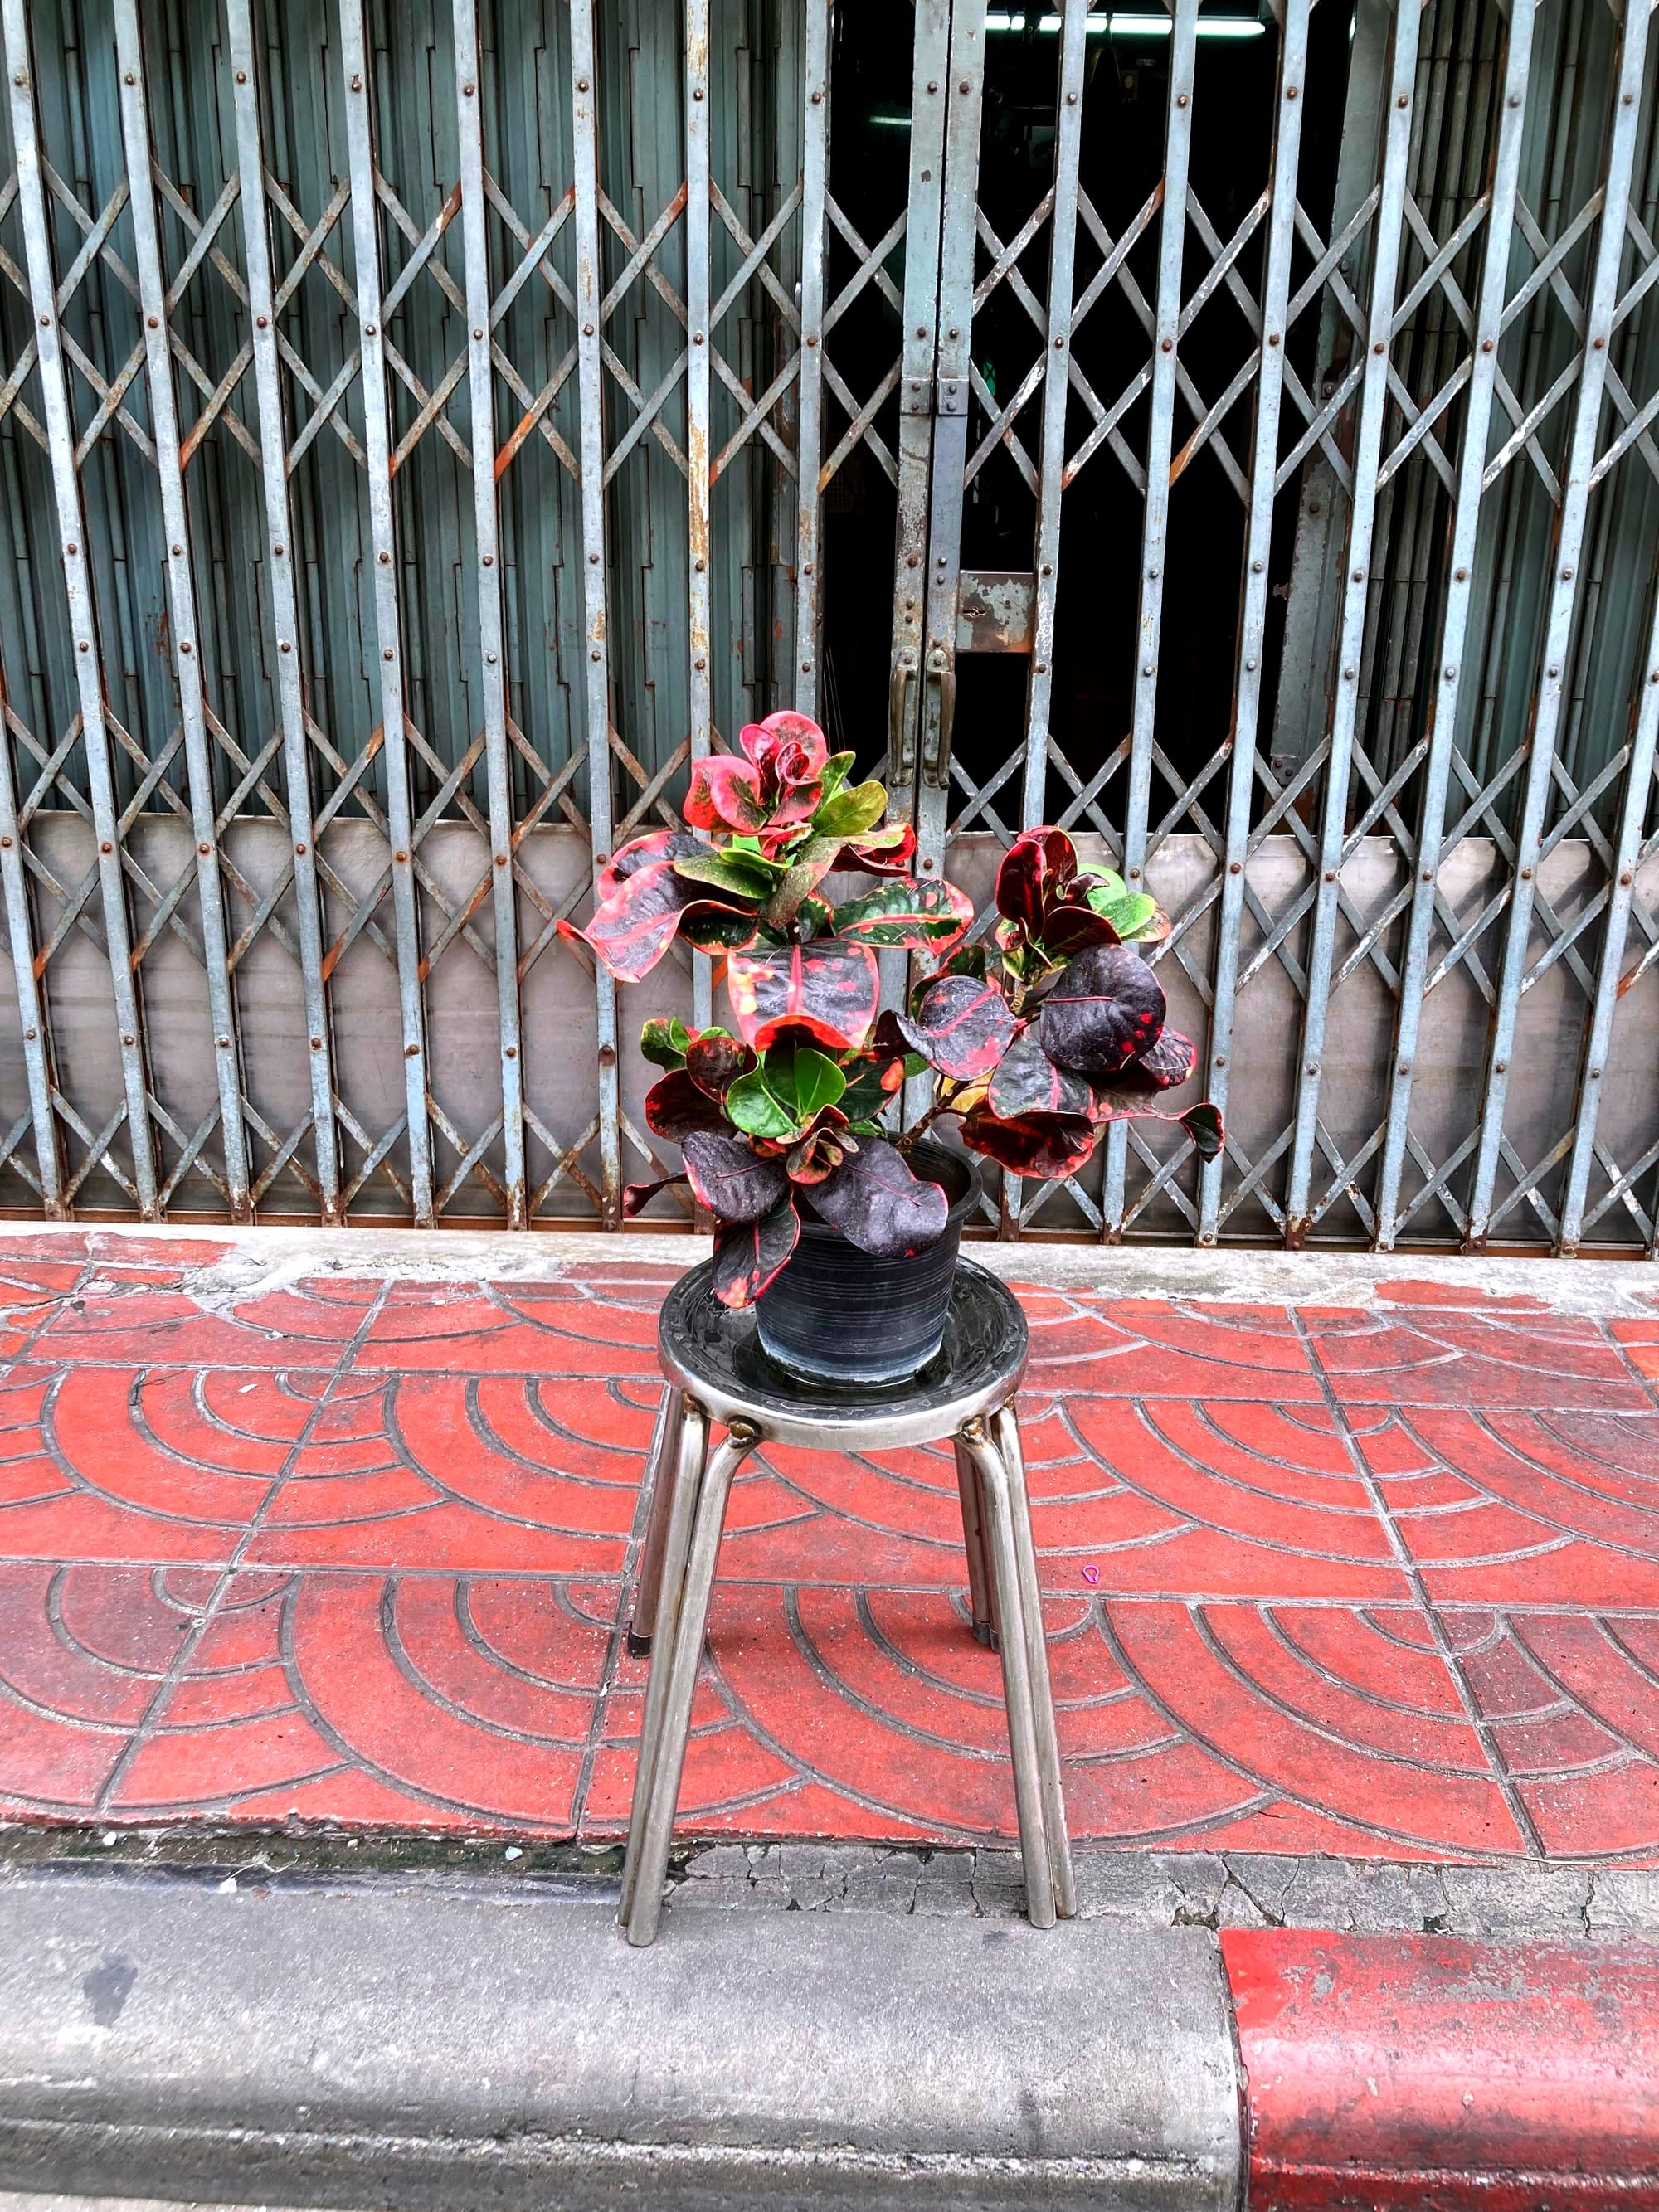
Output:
[617, 1266, 1075, 1947]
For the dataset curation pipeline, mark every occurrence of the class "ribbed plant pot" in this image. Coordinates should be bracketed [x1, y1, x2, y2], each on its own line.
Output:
[753, 1140, 982, 1387]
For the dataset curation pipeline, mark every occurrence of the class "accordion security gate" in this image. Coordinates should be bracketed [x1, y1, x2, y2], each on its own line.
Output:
[0, 0, 1655, 1249]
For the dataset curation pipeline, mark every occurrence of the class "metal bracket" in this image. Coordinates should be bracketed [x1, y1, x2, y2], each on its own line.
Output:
[956, 571, 1036, 655]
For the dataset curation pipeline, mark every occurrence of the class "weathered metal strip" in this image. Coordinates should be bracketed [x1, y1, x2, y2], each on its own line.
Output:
[2, 0, 159, 1216]
[1559, 583, 1659, 1253]
[1101, 0, 1199, 1237]
[453, 0, 527, 1229]
[1282, 0, 1424, 1244]
[0, 692, 61, 1211]
[1020, 0, 1091, 834]
[226, 0, 342, 1219]
[794, 0, 830, 722]
[1196, 0, 1311, 1247]
[685, 0, 713, 1037]
[570, 0, 620, 1225]
[1371, 0, 1539, 1252]
[338, 0, 434, 1226]
[113, 0, 252, 1220]
[1464, 0, 1653, 1250]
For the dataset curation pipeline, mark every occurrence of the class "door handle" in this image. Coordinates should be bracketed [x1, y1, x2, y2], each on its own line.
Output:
[888, 654, 917, 785]
[922, 644, 956, 788]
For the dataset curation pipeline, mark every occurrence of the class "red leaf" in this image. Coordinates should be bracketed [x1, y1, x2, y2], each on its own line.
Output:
[645, 1071, 727, 1141]
[557, 833, 708, 983]
[623, 1171, 689, 1218]
[897, 974, 1019, 1081]
[684, 755, 770, 833]
[1041, 902, 1120, 958]
[995, 827, 1078, 931]
[726, 941, 880, 1052]
[808, 1136, 949, 1258]
[685, 1033, 751, 1098]
[986, 1028, 1093, 1120]
[839, 821, 917, 875]
[739, 711, 829, 779]
[961, 1106, 1097, 1178]
[681, 1130, 791, 1221]
[713, 1198, 800, 1309]
[1038, 945, 1166, 1077]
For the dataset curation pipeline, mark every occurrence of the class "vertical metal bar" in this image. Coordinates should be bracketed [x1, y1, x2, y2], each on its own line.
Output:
[884, 0, 951, 805]
[1101, 0, 1199, 1236]
[339, 0, 435, 1226]
[793, 0, 830, 723]
[1372, 0, 1538, 1252]
[1196, 0, 1311, 1248]
[1465, 0, 1652, 1251]
[226, 0, 342, 1223]
[114, 0, 251, 1220]
[914, 0, 987, 885]
[1020, 0, 1090, 834]
[0, 702, 63, 1212]
[686, 0, 713, 1036]
[2, 0, 160, 1217]
[454, 0, 528, 1229]
[570, 0, 620, 1226]
[1559, 586, 1659, 1253]
[1282, 0, 1424, 1243]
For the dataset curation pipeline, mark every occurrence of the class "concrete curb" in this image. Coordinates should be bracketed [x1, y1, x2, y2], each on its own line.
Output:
[0, 1869, 1239, 2212]
[3, 1872, 1659, 2210]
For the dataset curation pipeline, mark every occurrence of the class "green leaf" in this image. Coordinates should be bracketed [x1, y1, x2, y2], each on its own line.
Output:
[640, 1015, 689, 1069]
[830, 877, 974, 949]
[903, 1051, 930, 1081]
[672, 850, 775, 902]
[1093, 892, 1160, 940]
[812, 780, 888, 839]
[818, 751, 857, 804]
[723, 1068, 800, 1142]
[791, 1048, 846, 1121]
[1083, 871, 1128, 912]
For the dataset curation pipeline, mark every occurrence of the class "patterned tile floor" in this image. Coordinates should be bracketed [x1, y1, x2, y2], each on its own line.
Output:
[2, 1233, 1658, 1864]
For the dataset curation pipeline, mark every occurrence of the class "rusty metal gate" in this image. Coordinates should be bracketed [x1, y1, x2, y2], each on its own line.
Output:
[1, 0, 1656, 1248]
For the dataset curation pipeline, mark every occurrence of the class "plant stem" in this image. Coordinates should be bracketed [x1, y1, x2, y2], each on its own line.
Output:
[895, 1091, 953, 1155]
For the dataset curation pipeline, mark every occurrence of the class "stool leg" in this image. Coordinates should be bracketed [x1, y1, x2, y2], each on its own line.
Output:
[620, 1397, 707, 1930]
[629, 1384, 684, 1654]
[993, 1402, 1075, 1921]
[952, 1434, 998, 1648]
[961, 1418, 1055, 1931]
[624, 1422, 757, 1948]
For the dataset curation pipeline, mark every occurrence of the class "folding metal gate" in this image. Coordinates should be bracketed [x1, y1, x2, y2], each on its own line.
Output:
[1, 0, 1656, 1247]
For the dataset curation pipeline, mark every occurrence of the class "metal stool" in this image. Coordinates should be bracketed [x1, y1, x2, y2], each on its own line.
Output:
[618, 1257, 1075, 1946]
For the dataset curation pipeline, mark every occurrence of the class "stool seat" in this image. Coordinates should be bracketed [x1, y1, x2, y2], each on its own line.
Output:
[658, 1257, 1026, 1450]
[618, 1260, 1075, 1947]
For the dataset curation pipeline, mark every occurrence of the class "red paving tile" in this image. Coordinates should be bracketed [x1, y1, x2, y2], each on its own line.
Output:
[0, 1248, 1657, 1864]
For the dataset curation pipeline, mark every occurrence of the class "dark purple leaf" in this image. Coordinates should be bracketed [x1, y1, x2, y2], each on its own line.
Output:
[681, 1130, 791, 1222]
[726, 941, 880, 1052]
[897, 974, 1019, 1081]
[1041, 902, 1120, 959]
[1039, 945, 1166, 1077]
[995, 827, 1079, 933]
[684, 1032, 750, 1099]
[1180, 1101, 1224, 1158]
[644, 1071, 727, 1142]
[622, 1172, 689, 1218]
[986, 1028, 1094, 1120]
[713, 1198, 800, 1310]
[1133, 1028, 1197, 1089]
[960, 1106, 1097, 1178]
[809, 1136, 949, 1259]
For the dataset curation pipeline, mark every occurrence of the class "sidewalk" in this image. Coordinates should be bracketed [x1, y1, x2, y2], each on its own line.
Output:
[1, 1224, 1657, 1865]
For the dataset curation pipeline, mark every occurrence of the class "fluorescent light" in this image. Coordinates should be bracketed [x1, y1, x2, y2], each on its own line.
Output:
[985, 9, 1267, 34]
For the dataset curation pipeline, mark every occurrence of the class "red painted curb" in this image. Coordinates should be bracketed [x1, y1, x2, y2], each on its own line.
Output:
[1222, 1928, 1659, 2211]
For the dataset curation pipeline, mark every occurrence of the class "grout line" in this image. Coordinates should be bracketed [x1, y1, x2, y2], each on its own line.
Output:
[92, 1282, 396, 1817]
[1290, 1309, 1546, 1858]
[1598, 1312, 1659, 1414]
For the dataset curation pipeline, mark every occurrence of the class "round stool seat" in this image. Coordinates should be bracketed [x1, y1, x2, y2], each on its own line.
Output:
[658, 1256, 1028, 1451]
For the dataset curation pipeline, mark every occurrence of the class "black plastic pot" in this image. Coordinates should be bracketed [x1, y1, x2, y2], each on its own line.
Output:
[754, 1140, 982, 1387]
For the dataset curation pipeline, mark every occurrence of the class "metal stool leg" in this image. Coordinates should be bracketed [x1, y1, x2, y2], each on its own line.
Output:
[625, 1422, 758, 1947]
[993, 1402, 1075, 1920]
[620, 1397, 707, 1929]
[952, 1433, 998, 1648]
[961, 1417, 1056, 1931]
[629, 1384, 684, 1653]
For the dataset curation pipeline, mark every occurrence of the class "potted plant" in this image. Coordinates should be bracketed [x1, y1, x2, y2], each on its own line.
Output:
[560, 715, 1222, 1385]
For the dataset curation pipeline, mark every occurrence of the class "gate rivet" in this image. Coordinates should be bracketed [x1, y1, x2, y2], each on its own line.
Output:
[1286, 85, 1298, 99]
[1127, 866, 1141, 879]
[23, 1028, 33, 1040]
[1228, 862, 1242, 875]
[351, 73, 362, 90]
[379, 551, 390, 564]
[311, 1037, 323, 1048]
[591, 648, 601, 661]
[382, 648, 393, 661]
[78, 640, 89, 653]
[1324, 869, 1335, 883]
[216, 1035, 231, 1048]
[1176, 91, 1188, 106]
[1455, 566, 1467, 581]
[395, 850, 408, 863]
[577, 78, 589, 91]
[1520, 866, 1533, 879]
[1399, 1060, 1411, 1076]
[1352, 568, 1363, 582]
[1397, 93, 1408, 107]
[1343, 666, 1355, 680]
[810, 89, 822, 103]
[801, 659, 811, 673]
[693, 557, 706, 572]
[1306, 1061, 1318, 1075]
[279, 639, 291, 653]
[495, 853, 508, 867]
[236, 70, 246, 83]
[1495, 1061, 1506, 1074]
[483, 553, 494, 566]
[693, 656, 706, 671]
[504, 1044, 517, 1058]
[1621, 870, 1634, 885]
[485, 650, 496, 664]
[473, 327, 484, 340]
[198, 842, 211, 856]
[1422, 868, 1433, 881]
[181, 640, 192, 654]
[1267, 333, 1280, 346]
[583, 322, 594, 334]
[147, 314, 158, 328]
[927, 80, 937, 92]
[693, 86, 703, 100]
[66, 543, 77, 555]
[1548, 665, 1559, 678]
[1245, 658, 1256, 671]
[463, 81, 474, 95]
[1067, 90, 1077, 104]
[295, 841, 306, 854]
[1560, 566, 1573, 580]
[1444, 664, 1456, 679]
[1141, 664, 1154, 678]
[1034, 662, 1046, 675]
[0, 835, 9, 848]
[124, 70, 136, 85]
[171, 542, 182, 556]
[1160, 337, 1173, 352]
[958, 80, 969, 93]
[123, 1033, 134, 1046]
[598, 1043, 617, 1068]
[405, 1043, 420, 1057]
[274, 542, 284, 555]
[1041, 563, 1052, 576]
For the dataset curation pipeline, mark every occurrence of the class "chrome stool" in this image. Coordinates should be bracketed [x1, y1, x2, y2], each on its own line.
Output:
[618, 1257, 1075, 1946]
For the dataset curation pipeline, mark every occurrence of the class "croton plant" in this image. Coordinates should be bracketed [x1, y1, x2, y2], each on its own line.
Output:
[558, 712, 1221, 1309]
